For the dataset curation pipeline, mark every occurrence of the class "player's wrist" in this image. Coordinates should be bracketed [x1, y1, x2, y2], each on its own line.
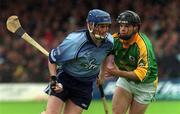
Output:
[50, 75, 57, 81]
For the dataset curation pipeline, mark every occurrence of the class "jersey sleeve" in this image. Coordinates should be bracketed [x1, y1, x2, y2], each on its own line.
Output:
[48, 34, 76, 64]
[133, 45, 148, 81]
[49, 48, 59, 63]
[49, 32, 87, 64]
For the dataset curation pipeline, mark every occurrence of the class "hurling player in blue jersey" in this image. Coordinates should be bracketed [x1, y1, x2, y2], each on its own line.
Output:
[41, 9, 114, 114]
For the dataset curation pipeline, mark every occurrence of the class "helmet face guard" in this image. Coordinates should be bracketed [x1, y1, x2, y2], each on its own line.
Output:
[86, 9, 111, 39]
[117, 10, 141, 40]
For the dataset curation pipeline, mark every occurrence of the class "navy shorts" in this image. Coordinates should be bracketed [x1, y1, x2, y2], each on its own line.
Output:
[44, 72, 93, 110]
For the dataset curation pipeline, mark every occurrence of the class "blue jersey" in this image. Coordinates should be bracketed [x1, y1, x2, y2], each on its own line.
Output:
[49, 29, 114, 81]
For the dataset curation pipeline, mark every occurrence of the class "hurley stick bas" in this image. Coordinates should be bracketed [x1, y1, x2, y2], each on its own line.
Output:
[6, 15, 49, 56]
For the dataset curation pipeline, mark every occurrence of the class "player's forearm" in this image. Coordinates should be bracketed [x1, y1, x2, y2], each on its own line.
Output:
[98, 59, 107, 84]
[115, 70, 140, 81]
[48, 60, 57, 76]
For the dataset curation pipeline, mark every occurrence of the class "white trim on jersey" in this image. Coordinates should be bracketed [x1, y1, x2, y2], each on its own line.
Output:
[50, 49, 56, 62]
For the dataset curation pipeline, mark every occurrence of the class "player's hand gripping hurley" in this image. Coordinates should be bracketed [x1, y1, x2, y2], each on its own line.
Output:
[6, 15, 109, 114]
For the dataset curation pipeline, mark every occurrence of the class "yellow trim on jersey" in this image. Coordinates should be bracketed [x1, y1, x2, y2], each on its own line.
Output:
[112, 33, 119, 38]
[154, 77, 158, 88]
[133, 33, 148, 81]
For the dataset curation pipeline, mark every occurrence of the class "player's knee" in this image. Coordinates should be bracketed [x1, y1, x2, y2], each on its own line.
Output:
[112, 107, 118, 114]
[112, 106, 126, 114]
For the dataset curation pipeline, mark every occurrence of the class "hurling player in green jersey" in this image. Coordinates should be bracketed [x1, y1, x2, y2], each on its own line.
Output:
[99, 10, 158, 114]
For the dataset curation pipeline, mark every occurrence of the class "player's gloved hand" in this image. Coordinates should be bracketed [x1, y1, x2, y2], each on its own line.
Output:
[50, 75, 63, 93]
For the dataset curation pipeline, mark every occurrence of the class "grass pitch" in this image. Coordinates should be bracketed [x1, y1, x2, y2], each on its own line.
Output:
[0, 100, 180, 114]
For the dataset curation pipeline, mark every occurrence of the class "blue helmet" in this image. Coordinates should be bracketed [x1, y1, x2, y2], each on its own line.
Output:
[86, 9, 111, 25]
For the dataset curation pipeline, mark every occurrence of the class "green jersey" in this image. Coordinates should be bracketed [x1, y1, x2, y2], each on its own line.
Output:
[112, 32, 158, 84]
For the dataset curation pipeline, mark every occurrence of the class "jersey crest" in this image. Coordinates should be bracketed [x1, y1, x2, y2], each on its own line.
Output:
[83, 58, 98, 70]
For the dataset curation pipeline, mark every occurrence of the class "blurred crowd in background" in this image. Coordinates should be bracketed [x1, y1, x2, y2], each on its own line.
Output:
[0, 0, 180, 82]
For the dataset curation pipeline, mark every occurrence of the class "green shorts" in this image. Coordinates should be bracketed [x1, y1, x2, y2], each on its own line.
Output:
[116, 77, 157, 104]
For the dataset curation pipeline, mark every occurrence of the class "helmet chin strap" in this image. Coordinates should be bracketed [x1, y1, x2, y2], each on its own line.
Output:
[120, 33, 133, 40]
[120, 26, 137, 40]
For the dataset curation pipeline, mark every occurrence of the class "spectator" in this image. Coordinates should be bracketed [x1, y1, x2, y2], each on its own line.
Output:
[0, 0, 180, 82]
